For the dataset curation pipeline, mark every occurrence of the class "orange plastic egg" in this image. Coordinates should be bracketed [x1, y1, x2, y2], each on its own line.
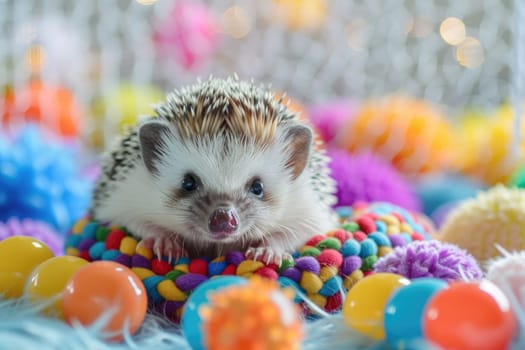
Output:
[61, 261, 147, 341]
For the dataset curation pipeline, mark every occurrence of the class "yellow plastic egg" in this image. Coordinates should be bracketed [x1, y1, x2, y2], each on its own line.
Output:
[0, 236, 54, 298]
[25, 256, 89, 317]
[342, 272, 410, 340]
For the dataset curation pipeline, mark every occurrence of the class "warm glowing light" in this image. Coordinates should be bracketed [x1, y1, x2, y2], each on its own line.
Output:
[273, 0, 327, 31]
[439, 17, 466, 45]
[221, 6, 252, 39]
[345, 18, 368, 52]
[135, 0, 156, 5]
[25, 45, 46, 71]
[456, 37, 484, 68]
[405, 17, 432, 38]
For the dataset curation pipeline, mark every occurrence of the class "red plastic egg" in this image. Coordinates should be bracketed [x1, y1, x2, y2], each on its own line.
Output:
[423, 280, 516, 350]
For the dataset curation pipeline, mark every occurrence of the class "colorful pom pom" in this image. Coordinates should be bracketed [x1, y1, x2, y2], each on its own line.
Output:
[373, 240, 483, 281]
[0, 125, 93, 234]
[327, 149, 421, 211]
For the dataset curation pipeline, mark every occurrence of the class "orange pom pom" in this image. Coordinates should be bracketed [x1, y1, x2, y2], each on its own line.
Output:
[340, 95, 455, 175]
[2, 81, 83, 138]
[201, 277, 304, 350]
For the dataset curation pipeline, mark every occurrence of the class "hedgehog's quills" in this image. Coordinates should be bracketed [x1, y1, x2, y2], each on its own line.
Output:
[90, 77, 337, 265]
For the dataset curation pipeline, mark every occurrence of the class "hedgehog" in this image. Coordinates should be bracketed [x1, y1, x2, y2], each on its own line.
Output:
[90, 77, 337, 265]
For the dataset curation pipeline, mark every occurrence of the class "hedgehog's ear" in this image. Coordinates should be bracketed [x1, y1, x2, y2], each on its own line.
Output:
[284, 125, 313, 180]
[138, 119, 171, 175]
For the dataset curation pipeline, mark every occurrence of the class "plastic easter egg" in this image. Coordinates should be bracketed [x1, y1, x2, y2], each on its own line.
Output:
[0, 236, 54, 298]
[384, 278, 448, 349]
[342, 272, 410, 340]
[61, 261, 147, 341]
[181, 276, 248, 350]
[25, 256, 89, 317]
[423, 280, 516, 350]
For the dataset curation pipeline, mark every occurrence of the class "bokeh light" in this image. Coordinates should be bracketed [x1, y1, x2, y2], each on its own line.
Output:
[221, 6, 252, 39]
[439, 17, 466, 45]
[456, 37, 484, 68]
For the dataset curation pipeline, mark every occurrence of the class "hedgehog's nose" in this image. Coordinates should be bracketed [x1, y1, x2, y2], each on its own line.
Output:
[208, 207, 238, 237]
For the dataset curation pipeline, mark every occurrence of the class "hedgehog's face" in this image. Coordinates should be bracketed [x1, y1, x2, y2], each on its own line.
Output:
[137, 119, 313, 248]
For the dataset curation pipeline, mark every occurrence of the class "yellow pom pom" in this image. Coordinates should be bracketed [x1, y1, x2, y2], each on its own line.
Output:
[344, 269, 364, 289]
[157, 280, 187, 301]
[174, 264, 189, 273]
[378, 246, 394, 257]
[300, 271, 323, 294]
[319, 266, 337, 282]
[119, 237, 137, 255]
[379, 214, 399, 226]
[439, 185, 525, 261]
[131, 267, 155, 280]
[307, 293, 327, 308]
[72, 218, 89, 234]
[136, 243, 153, 260]
[237, 260, 264, 276]
[386, 225, 400, 235]
[399, 222, 413, 234]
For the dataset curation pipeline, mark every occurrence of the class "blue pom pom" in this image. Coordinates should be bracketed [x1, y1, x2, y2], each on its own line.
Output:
[318, 276, 342, 297]
[0, 124, 93, 234]
[88, 241, 106, 260]
[143, 275, 165, 303]
[65, 234, 82, 248]
[375, 220, 387, 233]
[359, 238, 378, 258]
[341, 239, 361, 257]
[101, 249, 121, 261]
[368, 232, 391, 247]
[208, 261, 227, 276]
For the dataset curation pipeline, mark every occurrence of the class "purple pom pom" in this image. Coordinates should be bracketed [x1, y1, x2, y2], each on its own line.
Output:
[0, 217, 64, 255]
[373, 240, 483, 282]
[327, 148, 421, 211]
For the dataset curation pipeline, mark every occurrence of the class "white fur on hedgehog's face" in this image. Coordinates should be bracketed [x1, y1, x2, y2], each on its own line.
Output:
[151, 130, 294, 246]
[114, 117, 334, 254]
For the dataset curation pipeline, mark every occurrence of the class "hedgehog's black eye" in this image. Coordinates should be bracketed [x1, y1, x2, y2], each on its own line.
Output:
[182, 174, 198, 192]
[249, 179, 264, 198]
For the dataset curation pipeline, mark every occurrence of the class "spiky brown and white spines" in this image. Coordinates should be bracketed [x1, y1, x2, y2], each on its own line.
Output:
[90, 76, 337, 264]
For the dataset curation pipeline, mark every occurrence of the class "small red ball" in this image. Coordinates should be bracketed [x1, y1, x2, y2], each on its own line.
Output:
[317, 249, 343, 267]
[152, 259, 173, 275]
[189, 258, 208, 275]
[105, 230, 127, 250]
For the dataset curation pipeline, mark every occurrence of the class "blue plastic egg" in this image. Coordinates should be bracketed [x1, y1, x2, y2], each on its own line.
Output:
[181, 276, 247, 350]
[383, 278, 448, 349]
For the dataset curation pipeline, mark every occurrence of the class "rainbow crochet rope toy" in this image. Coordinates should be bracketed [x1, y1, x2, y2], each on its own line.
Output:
[64, 203, 434, 322]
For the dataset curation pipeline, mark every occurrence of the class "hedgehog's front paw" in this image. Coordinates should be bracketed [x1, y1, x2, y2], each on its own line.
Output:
[245, 246, 293, 267]
[140, 235, 187, 263]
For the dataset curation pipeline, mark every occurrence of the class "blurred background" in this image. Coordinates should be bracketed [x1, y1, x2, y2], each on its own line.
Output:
[0, 0, 523, 247]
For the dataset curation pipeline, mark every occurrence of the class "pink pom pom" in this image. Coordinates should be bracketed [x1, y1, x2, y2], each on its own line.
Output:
[153, 0, 220, 69]
[307, 100, 358, 144]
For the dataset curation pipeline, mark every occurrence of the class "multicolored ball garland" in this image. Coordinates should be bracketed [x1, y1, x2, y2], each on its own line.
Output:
[64, 203, 434, 322]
